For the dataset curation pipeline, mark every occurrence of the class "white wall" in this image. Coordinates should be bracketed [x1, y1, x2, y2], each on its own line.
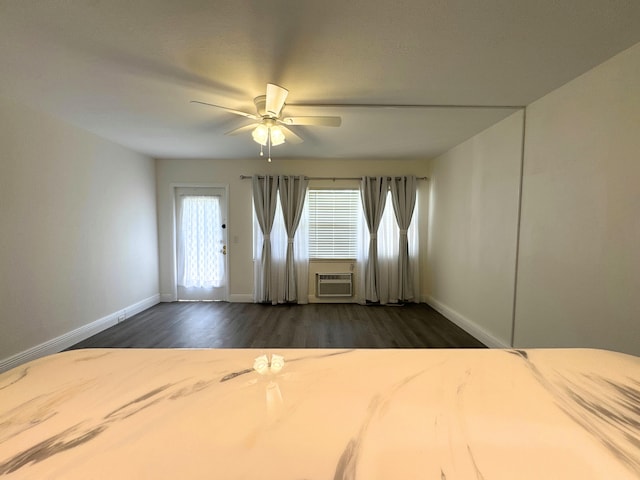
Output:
[0, 96, 159, 366]
[514, 42, 640, 354]
[156, 158, 429, 303]
[426, 112, 524, 347]
[426, 42, 640, 355]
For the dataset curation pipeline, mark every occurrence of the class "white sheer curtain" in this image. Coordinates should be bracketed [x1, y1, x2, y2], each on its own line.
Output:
[177, 195, 224, 288]
[377, 191, 399, 304]
[270, 200, 287, 304]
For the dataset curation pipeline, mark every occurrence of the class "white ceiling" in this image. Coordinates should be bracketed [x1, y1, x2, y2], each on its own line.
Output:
[1, 0, 639, 160]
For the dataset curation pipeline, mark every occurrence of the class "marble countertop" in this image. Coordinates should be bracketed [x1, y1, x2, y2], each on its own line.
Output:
[1, 348, 638, 479]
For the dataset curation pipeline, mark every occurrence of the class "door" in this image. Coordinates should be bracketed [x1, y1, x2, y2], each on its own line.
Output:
[175, 187, 228, 301]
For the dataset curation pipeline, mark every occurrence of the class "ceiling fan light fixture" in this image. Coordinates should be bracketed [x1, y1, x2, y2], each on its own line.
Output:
[251, 123, 286, 148]
[251, 123, 269, 146]
[270, 125, 286, 146]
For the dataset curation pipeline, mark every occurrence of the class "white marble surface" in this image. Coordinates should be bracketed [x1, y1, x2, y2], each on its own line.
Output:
[0, 348, 639, 479]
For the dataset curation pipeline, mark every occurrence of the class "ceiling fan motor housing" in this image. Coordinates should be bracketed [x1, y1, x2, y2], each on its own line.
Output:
[254, 95, 269, 118]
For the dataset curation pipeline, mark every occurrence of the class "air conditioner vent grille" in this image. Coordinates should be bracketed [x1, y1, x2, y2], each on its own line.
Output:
[316, 273, 353, 297]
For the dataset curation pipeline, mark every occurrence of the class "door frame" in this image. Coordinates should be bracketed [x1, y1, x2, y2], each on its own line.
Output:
[169, 183, 230, 302]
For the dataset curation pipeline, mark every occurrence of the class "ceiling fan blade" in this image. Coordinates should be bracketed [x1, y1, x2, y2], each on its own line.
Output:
[265, 83, 288, 116]
[190, 100, 258, 119]
[280, 125, 303, 144]
[225, 123, 260, 136]
[281, 116, 342, 127]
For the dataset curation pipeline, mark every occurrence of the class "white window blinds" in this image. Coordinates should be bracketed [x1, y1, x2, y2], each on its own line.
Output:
[308, 189, 360, 259]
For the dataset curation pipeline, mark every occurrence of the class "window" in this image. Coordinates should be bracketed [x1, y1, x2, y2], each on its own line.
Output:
[307, 189, 360, 259]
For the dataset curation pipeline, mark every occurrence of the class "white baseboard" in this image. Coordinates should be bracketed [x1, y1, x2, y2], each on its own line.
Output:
[124, 294, 160, 318]
[0, 294, 160, 373]
[160, 293, 176, 302]
[425, 295, 510, 349]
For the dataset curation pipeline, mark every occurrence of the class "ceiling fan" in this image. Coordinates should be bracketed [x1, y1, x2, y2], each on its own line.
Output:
[191, 83, 341, 161]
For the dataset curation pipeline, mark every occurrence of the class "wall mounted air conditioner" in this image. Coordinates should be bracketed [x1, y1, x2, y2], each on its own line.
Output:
[316, 273, 353, 297]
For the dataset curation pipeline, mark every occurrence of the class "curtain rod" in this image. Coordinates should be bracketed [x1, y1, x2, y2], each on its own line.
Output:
[240, 175, 429, 181]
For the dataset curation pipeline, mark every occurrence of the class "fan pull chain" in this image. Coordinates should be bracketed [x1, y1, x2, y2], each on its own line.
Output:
[267, 129, 272, 162]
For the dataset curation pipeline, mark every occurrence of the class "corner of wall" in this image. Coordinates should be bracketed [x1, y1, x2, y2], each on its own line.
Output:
[425, 296, 510, 349]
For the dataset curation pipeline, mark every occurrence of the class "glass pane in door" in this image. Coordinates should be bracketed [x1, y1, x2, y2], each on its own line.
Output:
[176, 189, 227, 301]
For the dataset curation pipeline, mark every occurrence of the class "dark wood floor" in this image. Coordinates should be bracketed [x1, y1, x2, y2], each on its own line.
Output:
[68, 302, 486, 350]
